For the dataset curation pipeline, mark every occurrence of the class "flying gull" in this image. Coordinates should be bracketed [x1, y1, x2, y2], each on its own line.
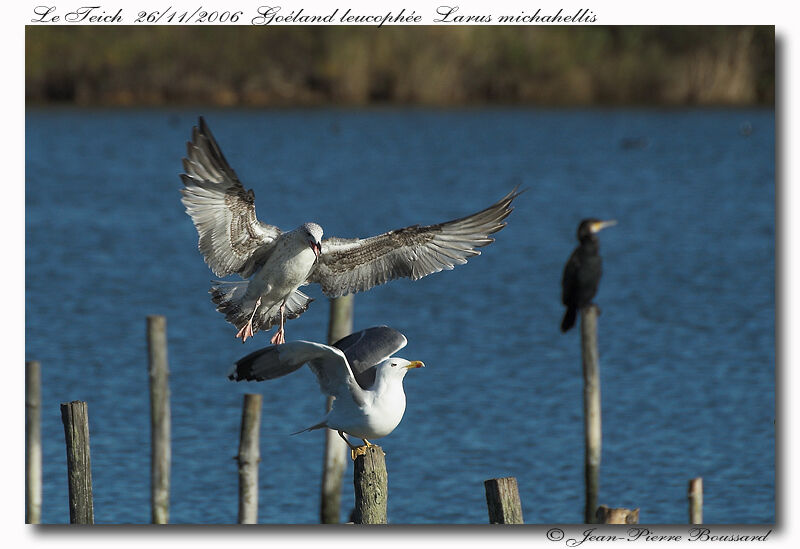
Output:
[180, 116, 522, 344]
[229, 326, 423, 459]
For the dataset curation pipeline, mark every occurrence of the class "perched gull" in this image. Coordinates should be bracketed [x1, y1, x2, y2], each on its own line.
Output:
[180, 117, 522, 344]
[229, 326, 423, 459]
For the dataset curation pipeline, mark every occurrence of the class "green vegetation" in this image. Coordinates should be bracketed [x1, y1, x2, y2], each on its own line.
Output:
[25, 26, 773, 107]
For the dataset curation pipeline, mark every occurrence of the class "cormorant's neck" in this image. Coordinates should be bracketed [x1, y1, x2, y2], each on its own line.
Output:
[579, 234, 599, 251]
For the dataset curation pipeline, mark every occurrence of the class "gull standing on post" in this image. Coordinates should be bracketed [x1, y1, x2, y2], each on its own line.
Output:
[180, 117, 522, 344]
[229, 326, 423, 459]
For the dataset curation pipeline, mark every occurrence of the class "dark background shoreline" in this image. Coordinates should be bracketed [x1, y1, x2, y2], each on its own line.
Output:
[26, 26, 774, 108]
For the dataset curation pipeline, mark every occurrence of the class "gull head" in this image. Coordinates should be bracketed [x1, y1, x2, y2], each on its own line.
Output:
[301, 222, 323, 259]
[377, 357, 425, 381]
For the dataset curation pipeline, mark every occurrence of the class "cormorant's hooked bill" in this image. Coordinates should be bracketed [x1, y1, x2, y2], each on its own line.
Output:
[560, 219, 616, 333]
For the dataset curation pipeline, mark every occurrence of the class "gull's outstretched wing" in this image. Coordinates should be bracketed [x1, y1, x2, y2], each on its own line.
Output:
[308, 187, 522, 298]
[332, 326, 407, 390]
[180, 117, 282, 278]
[230, 341, 365, 404]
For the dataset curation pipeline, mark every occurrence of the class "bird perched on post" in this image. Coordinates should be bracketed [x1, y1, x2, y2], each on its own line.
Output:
[560, 219, 617, 332]
[180, 117, 522, 344]
[229, 326, 423, 460]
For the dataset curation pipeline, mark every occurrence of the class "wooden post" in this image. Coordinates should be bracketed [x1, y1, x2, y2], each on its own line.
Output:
[352, 445, 388, 524]
[484, 477, 524, 524]
[327, 295, 354, 345]
[26, 361, 42, 524]
[237, 394, 263, 524]
[320, 295, 354, 523]
[147, 315, 171, 524]
[60, 401, 94, 524]
[581, 305, 602, 523]
[688, 477, 703, 524]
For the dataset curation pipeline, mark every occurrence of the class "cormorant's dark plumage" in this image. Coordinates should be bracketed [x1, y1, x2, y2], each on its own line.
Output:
[560, 219, 616, 332]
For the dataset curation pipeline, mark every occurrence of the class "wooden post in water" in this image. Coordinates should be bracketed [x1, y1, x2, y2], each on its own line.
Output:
[352, 445, 388, 524]
[581, 305, 602, 523]
[60, 400, 94, 524]
[147, 315, 171, 524]
[688, 477, 703, 524]
[484, 477, 524, 524]
[26, 361, 42, 524]
[237, 394, 263, 524]
[320, 295, 354, 523]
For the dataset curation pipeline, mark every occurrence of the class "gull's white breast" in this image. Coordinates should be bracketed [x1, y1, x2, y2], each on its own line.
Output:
[247, 235, 317, 302]
[328, 382, 407, 440]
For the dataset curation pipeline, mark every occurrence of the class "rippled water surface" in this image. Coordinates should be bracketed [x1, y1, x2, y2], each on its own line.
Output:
[25, 108, 774, 524]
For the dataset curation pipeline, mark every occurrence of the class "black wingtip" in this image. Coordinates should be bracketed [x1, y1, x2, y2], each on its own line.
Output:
[196, 116, 212, 140]
[513, 185, 530, 197]
[505, 185, 528, 202]
[228, 359, 242, 380]
[229, 346, 272, 382]
[190, 116, 211, 142]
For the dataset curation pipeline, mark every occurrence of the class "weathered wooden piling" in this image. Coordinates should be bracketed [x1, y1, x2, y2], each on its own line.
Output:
[237, 394, 263, 524]
[352, 444, 388, 524]
[327, 295, 354, 345]
[26, 361, 42, 524]
[320, 295, 354, 523]
[688, 477, 703, 524]
[484, 477, 524, 524]
[60, 400, 94, 524]
[147, 315, 171, 524]
[581, 304, 602, 523]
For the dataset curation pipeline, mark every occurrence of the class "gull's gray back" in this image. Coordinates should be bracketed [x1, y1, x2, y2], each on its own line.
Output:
[333, 326, 407, 390]
[230, 325, 407, 391]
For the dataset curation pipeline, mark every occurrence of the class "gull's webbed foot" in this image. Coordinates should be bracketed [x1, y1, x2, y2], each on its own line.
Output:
[235, 322, 255, 343]
[350, 445, 369, 461]
[270, 327, 285, 345]
[362, 438, 386, 459]
[270, 301, 287, 344]
[236, 297, 262, 343]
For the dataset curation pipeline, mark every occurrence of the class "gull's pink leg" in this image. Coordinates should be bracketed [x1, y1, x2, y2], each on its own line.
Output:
[269, 302, 286, 345]
[235, 297, 262, 343]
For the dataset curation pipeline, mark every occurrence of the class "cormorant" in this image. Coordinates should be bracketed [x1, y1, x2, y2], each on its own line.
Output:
[560, 219, 617, 332]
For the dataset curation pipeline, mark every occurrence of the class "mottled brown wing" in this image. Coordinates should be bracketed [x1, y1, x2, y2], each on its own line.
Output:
[308, 187, 522, 297]
[180, 117, 281, 278]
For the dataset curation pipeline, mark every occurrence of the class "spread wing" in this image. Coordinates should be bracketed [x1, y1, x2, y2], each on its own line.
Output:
[180, 117, 282, 278]
[229, 341, 365, 404]
[308, 187, 522, 297]
[332, 326, 407, 390]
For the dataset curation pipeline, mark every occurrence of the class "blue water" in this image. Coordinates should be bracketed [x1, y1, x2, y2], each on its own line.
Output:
[25, 108, 774, 524]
